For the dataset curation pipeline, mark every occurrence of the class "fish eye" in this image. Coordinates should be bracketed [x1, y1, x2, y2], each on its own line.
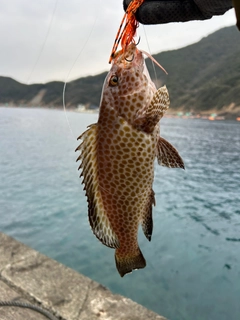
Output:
[109, 75, 118, 86]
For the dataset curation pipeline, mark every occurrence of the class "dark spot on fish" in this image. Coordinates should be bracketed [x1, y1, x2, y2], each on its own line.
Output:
[108, 133, 114, 138]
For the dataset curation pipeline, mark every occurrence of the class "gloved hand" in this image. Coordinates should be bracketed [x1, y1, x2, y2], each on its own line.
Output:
[123, 0, 233, 24]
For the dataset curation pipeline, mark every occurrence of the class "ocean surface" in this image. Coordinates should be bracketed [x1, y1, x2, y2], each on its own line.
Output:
[0, 107, 240, 320]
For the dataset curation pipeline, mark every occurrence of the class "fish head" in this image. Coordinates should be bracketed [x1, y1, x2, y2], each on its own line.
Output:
[100, 44, 156, 122]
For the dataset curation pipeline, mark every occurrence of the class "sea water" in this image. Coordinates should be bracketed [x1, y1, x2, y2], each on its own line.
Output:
[0, 107, 240, 320]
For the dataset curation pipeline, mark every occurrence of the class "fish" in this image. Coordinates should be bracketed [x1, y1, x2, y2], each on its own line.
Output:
[76, 43, 184, 277]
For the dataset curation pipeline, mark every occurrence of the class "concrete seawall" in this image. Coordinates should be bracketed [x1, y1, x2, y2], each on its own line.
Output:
[0, 232, 167, 320]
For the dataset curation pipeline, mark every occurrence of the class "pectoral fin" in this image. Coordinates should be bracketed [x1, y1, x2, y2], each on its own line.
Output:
[134, 85, 170, 133]
[76, 124, 119, 249]
[142, 190, 155, 241]
[157, 137, 185, 169]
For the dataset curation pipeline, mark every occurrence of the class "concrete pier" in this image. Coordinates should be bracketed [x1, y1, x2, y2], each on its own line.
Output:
[0, 233, 167, 320]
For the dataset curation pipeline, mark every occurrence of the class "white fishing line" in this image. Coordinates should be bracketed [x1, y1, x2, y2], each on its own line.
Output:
[142, 25, 158, 81]
[62, 2, 101, 140]
[26, 0, 59, 85]
[62, 19, 96, 140]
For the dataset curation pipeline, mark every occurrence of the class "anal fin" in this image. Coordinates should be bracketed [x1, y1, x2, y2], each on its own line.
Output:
[142, 189, 155, 241]
[157, 136, 185, 169]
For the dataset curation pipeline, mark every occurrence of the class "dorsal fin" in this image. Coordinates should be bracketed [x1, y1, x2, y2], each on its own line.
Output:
[76, 124, 119, 249]
[157, 136, 185, 169]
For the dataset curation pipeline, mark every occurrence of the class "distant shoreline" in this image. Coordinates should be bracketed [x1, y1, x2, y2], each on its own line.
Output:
[1, 105, 240, 121]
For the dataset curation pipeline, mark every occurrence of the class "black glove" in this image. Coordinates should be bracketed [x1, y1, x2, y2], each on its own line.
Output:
[123, 0, 233, 24]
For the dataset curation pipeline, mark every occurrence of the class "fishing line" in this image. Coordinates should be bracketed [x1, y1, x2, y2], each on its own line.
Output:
[26, 0, 59, 84]
[142, 25, 158, 82]
[62, 2, 101, 140]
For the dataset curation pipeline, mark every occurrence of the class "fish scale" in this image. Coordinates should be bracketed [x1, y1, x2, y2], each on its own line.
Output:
[76, 43, 184, 277]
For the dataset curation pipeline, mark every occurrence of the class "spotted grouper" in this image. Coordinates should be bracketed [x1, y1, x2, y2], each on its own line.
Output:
[76, 43, 184, 277]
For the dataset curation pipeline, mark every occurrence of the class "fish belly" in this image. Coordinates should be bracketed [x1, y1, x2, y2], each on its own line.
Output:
[97, 112, 156, 275]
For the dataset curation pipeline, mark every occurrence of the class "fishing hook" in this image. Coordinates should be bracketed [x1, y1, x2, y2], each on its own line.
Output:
[125, 54, 134, 62]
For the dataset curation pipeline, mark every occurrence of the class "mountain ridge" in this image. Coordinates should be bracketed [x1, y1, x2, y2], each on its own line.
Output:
[0, 26, 240, 118]
[145, 25, 240, 114]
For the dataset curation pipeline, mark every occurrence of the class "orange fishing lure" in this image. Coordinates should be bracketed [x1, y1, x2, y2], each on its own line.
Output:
[109, 0, 145, 63]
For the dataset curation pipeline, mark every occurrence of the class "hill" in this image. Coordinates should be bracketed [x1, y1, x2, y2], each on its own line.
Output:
[0, 26, 240, 117]
[0, 74, 107, 108]
[145, 25, 240, 114]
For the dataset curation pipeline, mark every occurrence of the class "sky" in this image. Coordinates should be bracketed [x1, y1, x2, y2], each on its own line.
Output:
[0, 0, 236, 84]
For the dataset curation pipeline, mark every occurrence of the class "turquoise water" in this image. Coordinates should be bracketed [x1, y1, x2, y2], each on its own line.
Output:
[0, 107, 240, 320]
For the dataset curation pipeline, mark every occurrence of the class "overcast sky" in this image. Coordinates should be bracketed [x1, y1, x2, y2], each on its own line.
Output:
[0, 0, 236, 84]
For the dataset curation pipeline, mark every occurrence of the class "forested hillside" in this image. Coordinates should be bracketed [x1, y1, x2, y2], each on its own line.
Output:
[1, 26, 239, 117]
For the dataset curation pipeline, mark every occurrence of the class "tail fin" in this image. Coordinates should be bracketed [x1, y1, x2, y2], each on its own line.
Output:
[115, 247, 146, 277]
